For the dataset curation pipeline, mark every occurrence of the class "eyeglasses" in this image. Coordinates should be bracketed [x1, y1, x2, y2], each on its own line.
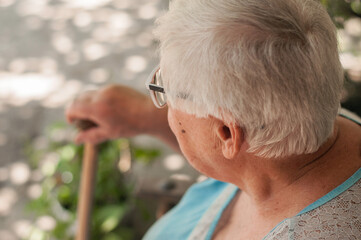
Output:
[146, 66, 167, 108]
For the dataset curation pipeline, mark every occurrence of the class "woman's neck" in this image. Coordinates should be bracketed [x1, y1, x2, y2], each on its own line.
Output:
[229, 117, 360, 208]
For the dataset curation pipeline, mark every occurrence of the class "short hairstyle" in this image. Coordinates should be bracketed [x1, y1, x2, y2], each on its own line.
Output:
[154, 0, 344, 158]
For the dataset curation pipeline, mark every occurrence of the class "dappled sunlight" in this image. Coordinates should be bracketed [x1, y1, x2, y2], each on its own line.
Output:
[170, 173, 192, 182]
[39, 58, 58, 74]
[7, 57, 58, 74]
[13, 220, 32, 239]
[0, 72, 64, 106]
[10, 162, 31, 185]
[26, 228, 46, 240]
[344, 18, 361, 37]
[82, 40, 109, 61]
[73, 11, 93, 28]
[62, 0, 112, 9]
[125, 55, 148, 73]
[163, 154, 185, 171]
[338, 17, 361, 82]
[0, 187, 18, 216]
[51, 33, 74, 54]
[3, 0, 149, 98]
[9, 59, 27, 73]
[43, 79, 83, 108]
[51, 200, 72, 222]
[61, 171, 73, 184]
[89, 68, 110, 83]
[27, 184, 43, 199]
[347, 69, 361, 83]
[0, 60, 91, 108]
[48, 125, 75, 142]
[91, 26, 113, 42]
[138, 4, 158, 20]
[36, 215, 56, 231]
[107, 12, 134, 31]
[0, 0, 15, 7]
[41, 153, 60, 177]
[16, 0, 52, 17]
[340, 53, 361, 82]
[197, 175, 208, 183]
[118, 140, 132, 172]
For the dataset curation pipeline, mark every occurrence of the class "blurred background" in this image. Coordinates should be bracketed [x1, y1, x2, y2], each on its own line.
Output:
[0, 0, 360, 239]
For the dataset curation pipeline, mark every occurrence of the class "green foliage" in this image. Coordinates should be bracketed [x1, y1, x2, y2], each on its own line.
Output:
[132, 148, 161, 164]
[25, 123, 160, 240]
[321, 0, 361, 27]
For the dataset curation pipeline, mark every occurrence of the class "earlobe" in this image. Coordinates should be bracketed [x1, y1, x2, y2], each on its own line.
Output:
[216, 122, 243, 159]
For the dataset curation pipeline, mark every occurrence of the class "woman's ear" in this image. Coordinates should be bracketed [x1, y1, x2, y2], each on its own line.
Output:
[215, 121, 243, 159]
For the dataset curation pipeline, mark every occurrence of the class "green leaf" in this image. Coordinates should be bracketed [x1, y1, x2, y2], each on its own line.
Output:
[58, 145, 76, 161]
[132, 148, 160, 164]
[93, 205, 128, 233]
[351, 1, 361, 14]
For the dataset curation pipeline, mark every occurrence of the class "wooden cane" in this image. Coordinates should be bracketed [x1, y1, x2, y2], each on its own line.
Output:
[74, 119, 98, 240]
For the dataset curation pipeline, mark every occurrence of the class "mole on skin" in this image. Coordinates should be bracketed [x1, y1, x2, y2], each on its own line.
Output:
[179, 122, 185, 133]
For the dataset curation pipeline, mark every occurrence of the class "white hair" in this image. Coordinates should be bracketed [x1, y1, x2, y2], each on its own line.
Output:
[154, 0, 344, 158]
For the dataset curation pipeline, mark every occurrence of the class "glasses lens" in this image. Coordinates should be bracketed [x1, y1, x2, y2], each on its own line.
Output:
[154, 70, 167, 106]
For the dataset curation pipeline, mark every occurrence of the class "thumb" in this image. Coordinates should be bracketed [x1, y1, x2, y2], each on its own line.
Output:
[75, 128, 108, 144]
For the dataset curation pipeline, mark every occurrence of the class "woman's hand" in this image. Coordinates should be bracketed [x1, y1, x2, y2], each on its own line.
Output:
[66, 84, 156, 144]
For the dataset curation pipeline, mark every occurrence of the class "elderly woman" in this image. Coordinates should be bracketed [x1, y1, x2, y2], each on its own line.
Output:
[66, 0, 361, 239]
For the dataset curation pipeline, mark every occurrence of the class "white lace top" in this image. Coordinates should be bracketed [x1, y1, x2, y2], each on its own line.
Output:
[188, 169, 361, 240]
[264, 172, 361, 240]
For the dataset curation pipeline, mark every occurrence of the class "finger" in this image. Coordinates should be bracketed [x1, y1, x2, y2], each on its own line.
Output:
[73, 119, 98, 131]
[65, 91, 98, 123]
[65, 101, 96, 124]
[75, 128, 109, 145]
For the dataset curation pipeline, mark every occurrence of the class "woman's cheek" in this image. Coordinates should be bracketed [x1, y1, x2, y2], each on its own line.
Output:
[167, 109, 177, 135]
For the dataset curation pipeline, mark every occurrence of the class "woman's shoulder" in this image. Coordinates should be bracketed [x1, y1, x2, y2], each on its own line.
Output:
[264, 170, 361, 239]
[292, 177, 361, 238]
[143, 178, 231, 240]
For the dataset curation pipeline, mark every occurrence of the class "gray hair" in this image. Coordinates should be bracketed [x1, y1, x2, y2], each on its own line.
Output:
[154, 0, 343, 158]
